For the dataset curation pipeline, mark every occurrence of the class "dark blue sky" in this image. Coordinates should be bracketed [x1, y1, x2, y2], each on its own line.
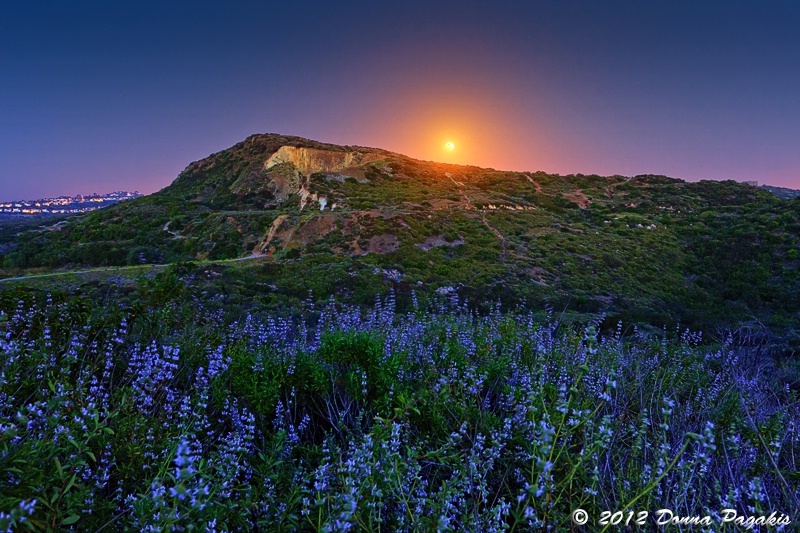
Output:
[2, 1, 799, 199]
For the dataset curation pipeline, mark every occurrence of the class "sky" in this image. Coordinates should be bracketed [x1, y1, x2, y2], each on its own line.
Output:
[2, 1, 800, 200]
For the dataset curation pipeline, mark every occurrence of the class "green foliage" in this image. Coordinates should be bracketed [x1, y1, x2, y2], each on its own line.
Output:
[1, 133, 798, 349]
[2, 135, 799, 531]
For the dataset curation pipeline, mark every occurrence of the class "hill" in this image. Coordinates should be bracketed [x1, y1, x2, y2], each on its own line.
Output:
[761, 184, 800, 200]
[1, 134, 799, 530]
[1, 133, 799, 350]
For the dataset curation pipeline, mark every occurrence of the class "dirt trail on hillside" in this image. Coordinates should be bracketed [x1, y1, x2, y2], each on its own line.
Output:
[563, 190, 591, 208]
[524, 174, 543, 193]
[605, 180, 626, 198]
[258, 214, 289, 251]
[0, 254, 268, 284]
[448, 176, 506, 262]
[449, 177, 473, 209]
[163, 221, 185, 239]
[480, 212, 506, 263]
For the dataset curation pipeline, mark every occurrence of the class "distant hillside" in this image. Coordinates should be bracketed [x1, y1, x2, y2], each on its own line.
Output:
[1, 133, 799, 350]
[761, 184, 800, 200]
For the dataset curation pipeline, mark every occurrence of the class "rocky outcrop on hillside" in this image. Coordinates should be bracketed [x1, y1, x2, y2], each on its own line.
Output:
[203, 139, 389, 210]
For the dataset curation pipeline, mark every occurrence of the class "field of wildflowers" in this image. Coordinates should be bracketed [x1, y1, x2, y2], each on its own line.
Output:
[0, 289, 798, 531]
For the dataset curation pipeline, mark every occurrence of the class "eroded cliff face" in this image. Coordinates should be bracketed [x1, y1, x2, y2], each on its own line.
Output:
[257, 146, 384, 209]
[264, 146, 382, 176]
[228, 146, 382, 209]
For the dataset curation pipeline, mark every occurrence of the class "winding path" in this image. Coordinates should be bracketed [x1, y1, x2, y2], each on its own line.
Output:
[448, 175, 506, 263]
[0, 255, 266, 284]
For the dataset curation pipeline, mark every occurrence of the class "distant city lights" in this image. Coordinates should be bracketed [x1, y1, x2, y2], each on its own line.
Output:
[0, 191, 142, 217]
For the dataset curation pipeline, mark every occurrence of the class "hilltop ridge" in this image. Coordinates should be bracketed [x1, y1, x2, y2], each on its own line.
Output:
[1, 133, 799, 350]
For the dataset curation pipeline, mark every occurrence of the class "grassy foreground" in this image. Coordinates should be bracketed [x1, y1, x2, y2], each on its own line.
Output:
[0, 290, 798, 531]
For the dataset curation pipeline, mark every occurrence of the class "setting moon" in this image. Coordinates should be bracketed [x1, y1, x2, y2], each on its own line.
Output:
[445, 141, 455, 151]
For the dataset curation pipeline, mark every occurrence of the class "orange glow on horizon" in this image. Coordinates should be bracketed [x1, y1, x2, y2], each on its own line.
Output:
[360, 81, 549, 173]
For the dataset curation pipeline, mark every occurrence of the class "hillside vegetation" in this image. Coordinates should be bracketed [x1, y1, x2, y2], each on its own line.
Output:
[1, 134, 799, 350]
[1, 135, 800, 530]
